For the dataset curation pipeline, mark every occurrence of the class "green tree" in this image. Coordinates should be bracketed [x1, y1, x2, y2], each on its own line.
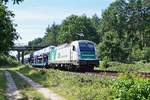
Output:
[91, 14, 101, 31]
[0, 0, 23, 4]
[126, 0, 150, 49]
[57, 15, 100, 44]
[98, 0, 150, 61]
[28, 38, 43, 47]
[43, 23, 59, 46]
[0, 3, 18, 53]
[91, 14, 102, 42]
[97, 31, 129, 61]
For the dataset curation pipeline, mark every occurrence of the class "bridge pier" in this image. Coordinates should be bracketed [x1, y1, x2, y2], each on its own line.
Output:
[21, 51, 24, 64]
[17, 51, 24, 64]
[17, 51, 20, 61]
[12, 44, 46, 64]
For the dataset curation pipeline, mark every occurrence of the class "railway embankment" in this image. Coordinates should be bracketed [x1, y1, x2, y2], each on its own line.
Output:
[17, 65, 150, 100]
[0, 61, 150, 100]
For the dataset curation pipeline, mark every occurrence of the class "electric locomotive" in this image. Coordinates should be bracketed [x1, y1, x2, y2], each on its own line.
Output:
[24, 40, 99, 71]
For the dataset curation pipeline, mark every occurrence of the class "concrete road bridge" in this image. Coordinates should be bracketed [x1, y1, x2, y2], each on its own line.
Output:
[11, 43, 48, 64]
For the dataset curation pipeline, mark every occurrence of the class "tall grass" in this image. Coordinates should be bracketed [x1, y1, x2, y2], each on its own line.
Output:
[0, 54, 21, 67]
[0, 71, 7, 100]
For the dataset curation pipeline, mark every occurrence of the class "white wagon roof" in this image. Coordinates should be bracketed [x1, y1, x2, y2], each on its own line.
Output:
[56, 43, 69, 49]
[33, 46, 56, 56]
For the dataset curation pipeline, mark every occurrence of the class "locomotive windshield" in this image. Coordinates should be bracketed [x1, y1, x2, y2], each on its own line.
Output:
[79, 42, 95, 51]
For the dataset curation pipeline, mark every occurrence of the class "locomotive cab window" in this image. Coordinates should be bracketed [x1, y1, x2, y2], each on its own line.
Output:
[79, 42, 95, 51]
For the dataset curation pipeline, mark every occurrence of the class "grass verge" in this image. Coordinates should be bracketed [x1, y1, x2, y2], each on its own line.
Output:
[18, 66, 114, 100]
[11, 71, 47, 100]
[0, 71, 7, 100]
[99, 61, 150, 72]
[16, 65, 150, 100]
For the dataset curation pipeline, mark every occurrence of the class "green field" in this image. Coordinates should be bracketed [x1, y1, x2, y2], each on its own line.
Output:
[0, 71, 7, 100]
[17, 65, 150, 100]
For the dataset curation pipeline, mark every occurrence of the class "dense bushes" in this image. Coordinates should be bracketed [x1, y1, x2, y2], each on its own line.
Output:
[143, 48, 150, 62]
[0, 54, 20, 67]
[100, 56, 109, 69]
[130, 48, 150, 62]
[113, 74, 150, 100]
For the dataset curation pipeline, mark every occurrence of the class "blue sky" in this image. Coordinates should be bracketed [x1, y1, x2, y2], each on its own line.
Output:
[7, 0, 115, 44]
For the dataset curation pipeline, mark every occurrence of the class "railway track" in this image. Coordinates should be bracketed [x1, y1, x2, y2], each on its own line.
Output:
[139, 71, 150, 78]
[85, 70, 150, 78]
[85, 70, 119, 78]
[32, 67, 150, 78]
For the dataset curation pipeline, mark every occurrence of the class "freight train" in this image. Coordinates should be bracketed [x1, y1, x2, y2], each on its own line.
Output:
[24, 40, 99, 71]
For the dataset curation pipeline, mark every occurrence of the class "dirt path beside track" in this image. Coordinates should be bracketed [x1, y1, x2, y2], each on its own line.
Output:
[16, 72, 65, 100]
[5, 71, 22, 100]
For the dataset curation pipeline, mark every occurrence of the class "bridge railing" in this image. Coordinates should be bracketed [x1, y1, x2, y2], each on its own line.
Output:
[14, 43, 28, 47]
[11, 43, 49, 51]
